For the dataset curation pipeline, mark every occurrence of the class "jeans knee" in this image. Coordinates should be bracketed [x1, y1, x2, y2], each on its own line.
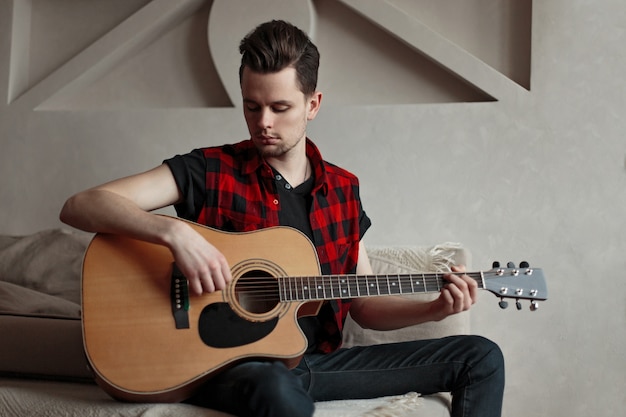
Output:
[470, 336, 505, 382]
[191, 361, 314, 417]
[247, 362, 314, 417]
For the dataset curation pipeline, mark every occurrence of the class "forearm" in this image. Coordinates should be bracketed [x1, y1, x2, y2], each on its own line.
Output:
[60, 188, 179, 246]
[59, 164, 184, 244]
[350, 296, 443, 331]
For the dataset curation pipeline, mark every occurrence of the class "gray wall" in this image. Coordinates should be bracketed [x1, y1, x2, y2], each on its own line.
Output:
[1, 0, 624, 416]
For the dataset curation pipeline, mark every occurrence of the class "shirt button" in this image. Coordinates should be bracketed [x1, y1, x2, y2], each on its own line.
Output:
[275, 174, 282, 180]
[273, 199, 279, 205]
[285, 184, 292, 190]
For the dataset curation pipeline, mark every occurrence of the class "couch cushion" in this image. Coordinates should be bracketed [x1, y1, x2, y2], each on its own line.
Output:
[0, 229, 91, 305]
[0, 229, 91, 381]
[0, 281, 81, 318]
[0, 315, 92, 381]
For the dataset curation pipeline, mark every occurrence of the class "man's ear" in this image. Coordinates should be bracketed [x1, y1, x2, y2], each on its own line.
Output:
[307, 91, 323, 121]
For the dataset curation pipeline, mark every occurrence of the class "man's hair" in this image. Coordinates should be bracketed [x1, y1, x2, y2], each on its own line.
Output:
[239, 20, 319, 96]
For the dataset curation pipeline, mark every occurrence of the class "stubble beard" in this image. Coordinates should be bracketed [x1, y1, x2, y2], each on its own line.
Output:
[257, 139, 296, 158]
[255, 129, 307, 159]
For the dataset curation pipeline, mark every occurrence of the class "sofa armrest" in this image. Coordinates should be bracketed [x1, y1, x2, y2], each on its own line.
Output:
[341, 243, 471, 348]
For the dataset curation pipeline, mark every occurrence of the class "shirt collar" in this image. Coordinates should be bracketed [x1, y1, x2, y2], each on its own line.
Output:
[239, 138, 329, 196]
[305, 139, 329, 196]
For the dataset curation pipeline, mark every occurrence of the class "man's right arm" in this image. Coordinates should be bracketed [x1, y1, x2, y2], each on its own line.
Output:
[59, 164, 232, 295]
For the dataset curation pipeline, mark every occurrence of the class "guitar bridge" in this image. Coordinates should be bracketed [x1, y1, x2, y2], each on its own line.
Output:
[171, 263, 190, 329]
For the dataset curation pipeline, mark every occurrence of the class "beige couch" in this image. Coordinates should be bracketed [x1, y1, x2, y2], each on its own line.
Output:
[0, 229, 470, 417]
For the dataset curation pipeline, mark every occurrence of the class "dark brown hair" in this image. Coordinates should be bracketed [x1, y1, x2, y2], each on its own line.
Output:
[239, 20, 319, 96]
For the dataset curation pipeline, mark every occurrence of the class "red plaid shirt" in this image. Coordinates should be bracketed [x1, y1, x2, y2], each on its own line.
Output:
[165, 139, 370, 352]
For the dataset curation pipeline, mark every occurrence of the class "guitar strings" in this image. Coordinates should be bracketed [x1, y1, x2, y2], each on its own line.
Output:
[225, 272, 487, 302]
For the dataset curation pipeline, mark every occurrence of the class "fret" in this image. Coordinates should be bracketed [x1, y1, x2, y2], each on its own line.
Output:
[288, 277, 294, 300]
[375, 275, 383, 296]
[304, 276, 312, 300]
[424, 273, 443, 293]
[474, 273, 485, 290]
[286, 277, 294, 300]
[348, 275, 360, 298]
[279, 277, 286, 301]
[292, 277, 302, 301]
[338, 276, 350, 298]
[301, 278, 307, 298]
[314, 276, 322, 299]
[367, 275, 376, 296]
[335, 276, 342, 298]
[399, 274, 413, 294]
[389, 274, 402, 295]
[339, 275, 350, 298]
[356, 276, 368, 297]
[287, 277, 293, 301]
[330, 276, 341, 299]
[298, 278, 304, 299]
[324, 276, 333, 299]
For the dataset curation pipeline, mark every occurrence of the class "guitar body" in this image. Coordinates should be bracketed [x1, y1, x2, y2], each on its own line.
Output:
[81, 220, 322, 403]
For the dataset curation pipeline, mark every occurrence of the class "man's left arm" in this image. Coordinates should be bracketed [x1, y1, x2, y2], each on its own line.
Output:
[349, 242, 478, 331]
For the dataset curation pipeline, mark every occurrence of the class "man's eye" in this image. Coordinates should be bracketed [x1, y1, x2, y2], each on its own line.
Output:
[245, 105, 260, 112]
[272, 106, 289, 113]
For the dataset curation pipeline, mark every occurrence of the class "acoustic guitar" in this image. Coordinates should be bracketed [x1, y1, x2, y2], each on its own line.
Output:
[81, 217, 547, 403]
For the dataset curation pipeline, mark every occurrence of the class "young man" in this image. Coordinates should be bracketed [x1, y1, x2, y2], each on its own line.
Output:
[60, 20, 504, 417]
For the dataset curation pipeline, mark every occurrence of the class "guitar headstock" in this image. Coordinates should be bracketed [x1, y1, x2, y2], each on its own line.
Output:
[482, 262, 547, 311]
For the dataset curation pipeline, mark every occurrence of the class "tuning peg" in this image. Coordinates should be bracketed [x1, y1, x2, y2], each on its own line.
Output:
[520, 261, 530, 268]
[499, 299, 508, 309]
[507, 261, 515, 268]
[516, 300, 522, 310]
[530, 301, 539, 311]
[492, 261, 500, 268]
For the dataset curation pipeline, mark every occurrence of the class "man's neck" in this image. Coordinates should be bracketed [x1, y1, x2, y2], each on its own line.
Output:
[266, 155, 311, 188]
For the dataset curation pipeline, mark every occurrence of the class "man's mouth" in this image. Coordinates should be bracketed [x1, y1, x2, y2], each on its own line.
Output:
[257, 134, 279, 144]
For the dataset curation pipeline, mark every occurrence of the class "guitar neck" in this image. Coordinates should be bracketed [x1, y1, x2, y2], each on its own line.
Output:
[276, 272, 485, 302]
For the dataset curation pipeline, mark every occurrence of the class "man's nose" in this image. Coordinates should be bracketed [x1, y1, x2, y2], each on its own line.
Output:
[258, 108, 273, 129]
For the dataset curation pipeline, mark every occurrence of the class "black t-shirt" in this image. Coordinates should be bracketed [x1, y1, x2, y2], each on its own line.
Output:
[272, 169, 335, 352]
[272, 168, 315, 241]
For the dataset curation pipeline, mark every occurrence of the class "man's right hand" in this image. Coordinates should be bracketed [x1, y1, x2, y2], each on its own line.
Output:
[165, 221, 233, 295]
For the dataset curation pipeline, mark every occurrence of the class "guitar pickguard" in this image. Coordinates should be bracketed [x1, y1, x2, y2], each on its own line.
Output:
[198, 303, 278, 348]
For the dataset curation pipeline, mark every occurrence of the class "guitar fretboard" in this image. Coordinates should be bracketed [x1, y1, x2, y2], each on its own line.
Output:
[277, 272, 485, 301]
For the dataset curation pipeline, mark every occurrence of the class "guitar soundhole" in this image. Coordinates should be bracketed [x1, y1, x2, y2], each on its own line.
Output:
[235, 271, 279, 315]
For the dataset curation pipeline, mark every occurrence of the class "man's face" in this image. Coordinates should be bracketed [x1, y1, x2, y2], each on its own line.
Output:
[241, 66, 321, 159]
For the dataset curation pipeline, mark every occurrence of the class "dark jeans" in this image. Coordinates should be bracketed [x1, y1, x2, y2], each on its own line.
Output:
[188, 335, 505, 417]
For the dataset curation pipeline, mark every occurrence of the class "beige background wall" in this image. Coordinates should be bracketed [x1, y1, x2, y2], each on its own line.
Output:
[1, 1, 624, 416]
